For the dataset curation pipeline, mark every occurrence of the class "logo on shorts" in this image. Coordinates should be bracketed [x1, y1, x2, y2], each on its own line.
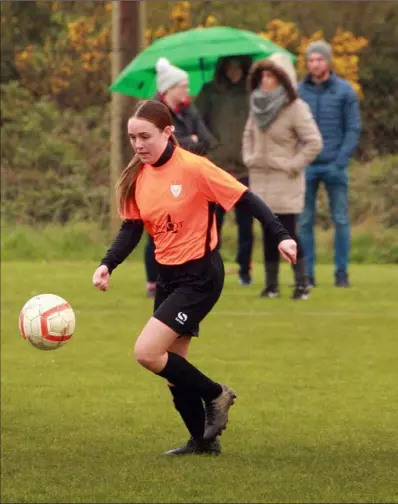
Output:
[170, 184, 182, 198]
[175, 312, 188, 325]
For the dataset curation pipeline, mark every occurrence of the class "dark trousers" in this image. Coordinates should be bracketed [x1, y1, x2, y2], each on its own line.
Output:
[263, 213, 306, 288]
[215, 176, 254, 276]
[264, 214, 303, 263]
[144, 233, 158, 283]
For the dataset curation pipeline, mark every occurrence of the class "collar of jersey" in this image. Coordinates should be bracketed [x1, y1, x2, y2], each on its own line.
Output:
[151, 141, 176, 168]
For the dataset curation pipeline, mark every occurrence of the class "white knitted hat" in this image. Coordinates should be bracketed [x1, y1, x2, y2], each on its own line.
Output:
[155, 57, 188, 94]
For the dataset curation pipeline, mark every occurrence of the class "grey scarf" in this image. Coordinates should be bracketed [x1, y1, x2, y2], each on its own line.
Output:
[250, 85, 288, 131]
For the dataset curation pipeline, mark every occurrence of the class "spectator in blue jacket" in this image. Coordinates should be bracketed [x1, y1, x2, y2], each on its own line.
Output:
[298, 41, 361, 287]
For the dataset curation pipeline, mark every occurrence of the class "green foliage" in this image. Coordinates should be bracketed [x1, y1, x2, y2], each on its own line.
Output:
[1, 82, 110, 225]
[359, 7, 398, 158]
[0, 221, 109, 261]
[2, 219, 397, 264]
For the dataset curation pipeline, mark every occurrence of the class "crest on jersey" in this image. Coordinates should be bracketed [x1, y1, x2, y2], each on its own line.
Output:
[170, 184, 182, 198]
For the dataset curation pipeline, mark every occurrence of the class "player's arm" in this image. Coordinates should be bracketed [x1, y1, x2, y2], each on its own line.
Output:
[235, 190, 297, 264]
[100, 219, 144, 273]
[235, 190, 289, 243]
[197, 159, 296, 263]
[93, 219, 144, 292]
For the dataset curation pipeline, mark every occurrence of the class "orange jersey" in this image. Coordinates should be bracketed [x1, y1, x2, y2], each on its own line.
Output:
[121, 147, 247, 265]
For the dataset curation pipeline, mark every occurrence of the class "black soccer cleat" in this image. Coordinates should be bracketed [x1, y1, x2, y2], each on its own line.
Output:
[203, 384, 236, 441]
[162, 437, 221, 456]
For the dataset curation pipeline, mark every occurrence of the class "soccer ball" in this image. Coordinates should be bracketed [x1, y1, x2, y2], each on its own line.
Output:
[19, 294, 76, 351]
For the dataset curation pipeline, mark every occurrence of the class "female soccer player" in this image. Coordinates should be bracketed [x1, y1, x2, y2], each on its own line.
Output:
[92, 100, 297, 456]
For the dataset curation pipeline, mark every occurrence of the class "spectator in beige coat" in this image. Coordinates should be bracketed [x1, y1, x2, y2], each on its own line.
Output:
[243, 53, 322, 299]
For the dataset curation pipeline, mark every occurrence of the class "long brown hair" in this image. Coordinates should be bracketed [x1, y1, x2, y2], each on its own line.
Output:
[116, 99, 178, 217]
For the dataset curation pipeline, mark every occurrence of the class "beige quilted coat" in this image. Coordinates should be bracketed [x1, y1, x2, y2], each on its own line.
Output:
[242, 54, 322, 214]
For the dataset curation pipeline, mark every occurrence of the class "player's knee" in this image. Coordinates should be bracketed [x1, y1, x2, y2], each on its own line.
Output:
[134, 342, 156, 369]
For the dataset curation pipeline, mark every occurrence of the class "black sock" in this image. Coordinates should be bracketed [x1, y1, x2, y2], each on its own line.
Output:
[157, 352, 222, 402]
[169, 386, 205, 440]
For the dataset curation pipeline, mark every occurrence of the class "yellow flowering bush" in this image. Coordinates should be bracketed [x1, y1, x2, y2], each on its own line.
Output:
[15, 3, 111, 109]
[146, 1, 218, 45]
[14, 2, 368, 107]
[259, 19, 300, 50]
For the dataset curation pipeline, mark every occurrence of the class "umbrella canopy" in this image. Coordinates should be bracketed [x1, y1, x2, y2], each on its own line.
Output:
[110, 26, 296, 98]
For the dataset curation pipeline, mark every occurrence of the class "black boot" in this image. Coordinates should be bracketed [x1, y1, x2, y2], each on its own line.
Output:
[291, 258, 310, 300]
[163, 437, 221, 456]
[260, 262, 279, 297]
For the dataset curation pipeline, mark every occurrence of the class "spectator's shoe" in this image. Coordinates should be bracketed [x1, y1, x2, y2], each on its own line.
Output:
[307, 276, 317, 288]
[239, 273, 252, 286]
[291, 285, 310, 300]
[203, 384, 236, 441]
[163, 437, 221, 456]
[335, 271, 350, 288]
[260, 286, 280, 298]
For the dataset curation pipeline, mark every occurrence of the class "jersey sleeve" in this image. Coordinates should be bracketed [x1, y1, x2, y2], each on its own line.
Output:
[196, 159, 247, 211]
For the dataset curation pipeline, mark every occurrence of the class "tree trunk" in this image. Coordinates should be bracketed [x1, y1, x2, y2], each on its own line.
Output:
[110, 1, 146, 235]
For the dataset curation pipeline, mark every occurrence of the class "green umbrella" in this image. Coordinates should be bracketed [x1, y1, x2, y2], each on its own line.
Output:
[110, 26, 296, 98]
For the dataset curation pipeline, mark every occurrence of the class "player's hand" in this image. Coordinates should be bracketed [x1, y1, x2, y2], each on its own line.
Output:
[92, 265, 110, 292]
[191, 134, 199, 143]
[278, 239, 297, 264]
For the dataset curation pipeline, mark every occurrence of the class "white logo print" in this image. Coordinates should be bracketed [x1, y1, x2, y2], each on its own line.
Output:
[175, 312, 188, 325]
[170, 184, 182, 198]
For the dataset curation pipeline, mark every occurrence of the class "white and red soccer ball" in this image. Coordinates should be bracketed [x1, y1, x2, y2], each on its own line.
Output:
[19, 294, 76, 351]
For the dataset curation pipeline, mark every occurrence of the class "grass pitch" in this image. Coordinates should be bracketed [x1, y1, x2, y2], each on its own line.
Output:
[1, 261, 398, 503]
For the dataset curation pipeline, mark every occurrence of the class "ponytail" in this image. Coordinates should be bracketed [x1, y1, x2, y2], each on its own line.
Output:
[116, 154, 142, 218]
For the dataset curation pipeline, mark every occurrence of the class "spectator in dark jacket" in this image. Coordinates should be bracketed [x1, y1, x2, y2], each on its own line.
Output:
[144, 58, 212, 297]
[196, 56, 254, 286]
[298, 41, 361, 288]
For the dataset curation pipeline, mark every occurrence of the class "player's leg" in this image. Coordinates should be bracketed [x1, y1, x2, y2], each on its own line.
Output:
[164, 336, 221, 456]
[134, 317, 234, 442]
[167, 336, 205, 443]
[135, 251, 235, 441]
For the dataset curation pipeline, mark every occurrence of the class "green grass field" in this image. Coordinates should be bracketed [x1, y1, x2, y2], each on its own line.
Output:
[1, 261, 398, 503]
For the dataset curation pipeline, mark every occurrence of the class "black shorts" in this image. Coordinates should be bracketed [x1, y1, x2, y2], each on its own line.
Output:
[153, 250, 225, 336]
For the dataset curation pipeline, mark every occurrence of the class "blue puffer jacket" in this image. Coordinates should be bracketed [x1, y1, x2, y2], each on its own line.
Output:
[298, 72, 361, 169]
